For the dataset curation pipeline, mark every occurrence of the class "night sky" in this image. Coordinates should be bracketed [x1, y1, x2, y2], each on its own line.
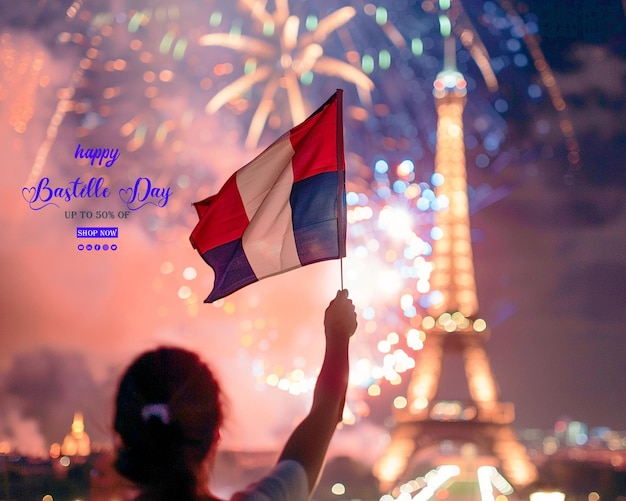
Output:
[0, 0, 625, 470]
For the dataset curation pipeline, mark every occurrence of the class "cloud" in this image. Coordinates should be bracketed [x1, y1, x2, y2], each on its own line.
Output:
[0, 349, 116, 453]
[0, 407, 47, 457]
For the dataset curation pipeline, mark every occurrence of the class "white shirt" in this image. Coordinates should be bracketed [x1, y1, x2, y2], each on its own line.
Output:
[231, 460, 309, 501]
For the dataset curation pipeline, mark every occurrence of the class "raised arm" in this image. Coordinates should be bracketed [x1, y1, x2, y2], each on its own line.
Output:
[278, 289, 357, 493]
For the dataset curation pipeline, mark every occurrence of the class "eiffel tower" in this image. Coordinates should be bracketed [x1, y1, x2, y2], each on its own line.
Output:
[373, 36, 538, 496]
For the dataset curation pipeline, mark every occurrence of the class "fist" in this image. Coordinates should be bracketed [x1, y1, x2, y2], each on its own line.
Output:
[324, 289, 357, 340]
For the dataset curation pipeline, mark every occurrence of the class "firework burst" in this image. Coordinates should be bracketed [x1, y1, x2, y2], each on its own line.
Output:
[199, 1, 374, 148]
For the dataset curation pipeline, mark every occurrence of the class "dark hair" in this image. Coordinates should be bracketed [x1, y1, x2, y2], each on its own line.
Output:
[114, 347, 223, 500]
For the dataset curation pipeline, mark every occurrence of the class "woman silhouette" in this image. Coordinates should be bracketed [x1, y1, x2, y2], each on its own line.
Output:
[113, 290, 357, 500]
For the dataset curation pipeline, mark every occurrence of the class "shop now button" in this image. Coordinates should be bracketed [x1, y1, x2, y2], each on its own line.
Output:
[76, 227, 119, 238]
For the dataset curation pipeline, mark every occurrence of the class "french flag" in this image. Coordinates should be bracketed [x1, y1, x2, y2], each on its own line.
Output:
[190, 91, 346, 303]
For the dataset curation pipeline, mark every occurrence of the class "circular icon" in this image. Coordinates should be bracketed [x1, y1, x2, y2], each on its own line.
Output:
[111, 244, 118, 251]
[86, 244, 93, 251]
[103, 244, 109, 251]
[95, 244, 101, 251]
[78, 244, 84, 251]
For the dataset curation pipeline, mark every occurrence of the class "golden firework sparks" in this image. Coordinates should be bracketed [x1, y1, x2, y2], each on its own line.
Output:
[199, 2, 374, 148]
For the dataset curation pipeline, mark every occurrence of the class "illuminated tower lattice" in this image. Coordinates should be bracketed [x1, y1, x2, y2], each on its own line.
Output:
[373, 37, 537, 496]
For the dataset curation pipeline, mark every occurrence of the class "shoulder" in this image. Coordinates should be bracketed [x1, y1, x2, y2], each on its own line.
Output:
[230, 460, 308, 501]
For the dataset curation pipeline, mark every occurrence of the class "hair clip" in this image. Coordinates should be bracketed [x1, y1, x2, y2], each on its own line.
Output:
[141, 403, 171, 425]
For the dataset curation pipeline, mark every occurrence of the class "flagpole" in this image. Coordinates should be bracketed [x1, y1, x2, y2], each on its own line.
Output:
[335, 89, 346, 291]
[340, 257, 344, 291]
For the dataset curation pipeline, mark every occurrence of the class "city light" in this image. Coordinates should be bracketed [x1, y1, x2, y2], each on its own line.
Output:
[529, 491, 566, 501]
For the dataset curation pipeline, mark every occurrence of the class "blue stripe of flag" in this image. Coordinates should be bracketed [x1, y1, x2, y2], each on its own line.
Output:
[201, 239, 257, 303]
[291, 171, 341, 265]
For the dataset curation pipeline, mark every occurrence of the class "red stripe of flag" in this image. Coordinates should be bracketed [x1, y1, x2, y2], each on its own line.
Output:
[290, 93, 342, 182]
[190, 173, 249, 251]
